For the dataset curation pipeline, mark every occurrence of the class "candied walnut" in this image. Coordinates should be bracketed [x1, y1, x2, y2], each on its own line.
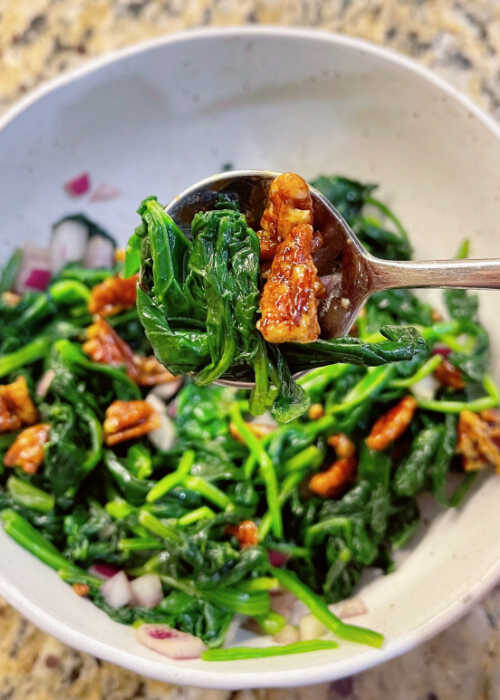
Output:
[83, 318, 174, 386]
[457, 410, 500, 473]
[72, 583, 90, 597]
[258, 224, 322, 343]
[434, 358, 465, 390]
[103, 400, 160, 446]
[132, 355, 176, 387]
[88, 274, 138, 317]
[257, 174, 324, 344]
[229, 420, 275, 443]
[308, 403, 324, 420]
[309, 456, 356, 498]
[309, 433, 356, 498]
[258, 172, 314, 261]
[1, 292, 21, 307]
[0, 376, 38, 433]
[365, 396, 418, 451]
[328, 433, 356, 458]
[227, 520, 259, 548]
[4, 423, 50, 474]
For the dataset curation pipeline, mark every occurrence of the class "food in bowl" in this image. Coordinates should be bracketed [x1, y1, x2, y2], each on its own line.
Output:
[0, 173, 498, 662]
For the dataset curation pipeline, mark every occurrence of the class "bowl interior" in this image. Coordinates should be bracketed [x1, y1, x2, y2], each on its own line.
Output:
[1, 28, 500, 689]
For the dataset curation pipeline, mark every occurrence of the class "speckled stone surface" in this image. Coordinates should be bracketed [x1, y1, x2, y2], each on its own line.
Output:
[0, 1, 500, 698]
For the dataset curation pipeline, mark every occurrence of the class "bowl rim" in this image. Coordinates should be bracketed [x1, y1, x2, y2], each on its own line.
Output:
[1, 25, 500, 689]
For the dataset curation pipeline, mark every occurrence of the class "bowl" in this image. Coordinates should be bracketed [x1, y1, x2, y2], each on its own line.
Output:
[1, 26, 500, 689]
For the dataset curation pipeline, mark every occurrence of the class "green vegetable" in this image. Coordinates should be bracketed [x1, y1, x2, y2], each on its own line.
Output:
[0, 174, 496, 659]
[0, 249, 23, 293]
[133, 198, 424, 422]
[147, 450, 195, 502]
[270, 567, 383, 648]
[202, 639, 338, 661]
[7, 477, 55, 513]
[393, 426, 442, 497]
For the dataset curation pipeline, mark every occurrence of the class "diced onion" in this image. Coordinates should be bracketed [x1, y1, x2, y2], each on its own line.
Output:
[136, 624, 206, 659]
[268, 549, 289, 567]
[84, 236, 115, 269]
[146, 393, 176, 451]
[411, 374, 438, 401]
[299, 613, 325, 641]
[335, 596, 368, 620]
[64, 172, 90, 197]
[36, 370, 55, 399]
[273, 623, 300, 644]
[90, 183, 120, 202]
[100, 571, 132, 608]
[130, 574, 163, 609]
[15, 244, 51, 292]
[89, 562, 121, 579]
[151, 377, 183, 402]
[51, 218, 89, 273]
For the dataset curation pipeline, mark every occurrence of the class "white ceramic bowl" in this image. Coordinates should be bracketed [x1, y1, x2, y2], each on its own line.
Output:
[1, 27, 500, 689]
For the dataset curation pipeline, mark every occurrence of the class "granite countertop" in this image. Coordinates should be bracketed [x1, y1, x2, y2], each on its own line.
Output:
[1, 1, 500, 698]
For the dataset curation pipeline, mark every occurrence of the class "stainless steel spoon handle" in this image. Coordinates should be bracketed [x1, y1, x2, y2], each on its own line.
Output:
[369, 257, 500, 292]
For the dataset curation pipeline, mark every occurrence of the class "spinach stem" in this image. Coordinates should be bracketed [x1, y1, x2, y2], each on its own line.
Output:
[230, 404, 282, 538]
[202, 640, 338, 661]
[390, 355, 442, 388]
[270, 567, 384, 648]
[418, 374, 499, 413]
[146, 450, 195, 503]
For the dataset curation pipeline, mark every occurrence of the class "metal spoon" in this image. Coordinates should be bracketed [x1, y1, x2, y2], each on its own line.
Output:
[166, 169, 500, 388]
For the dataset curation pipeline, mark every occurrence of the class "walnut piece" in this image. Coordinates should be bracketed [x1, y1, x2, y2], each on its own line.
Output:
[457, 409, 500, 473]
[88, 274, 138, 317]
[83, 318, 174, 386]
[309, 432, 357, 498]
[365, 396, 418, 451]
[434, 358, 465, 390]
[103, 400, 161, 446]
[0, 376, 38, 433]
[4, 423, 50, 474]
[258, 172, 314, 260]
[227, 520, 259, 548]
[328, 433, 356, 458]
[257, 173, 324, 344]
[309, 456, 356, 498]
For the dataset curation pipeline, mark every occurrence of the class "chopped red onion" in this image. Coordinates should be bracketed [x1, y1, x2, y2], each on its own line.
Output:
[64, 172, 90, 197]
[89, 562, 121, 580]
[146, 394, 176, 451]
[90, 183, 121, 202]
[329, 596, 368, 619]
[36, 369, 55, 399]
[136, 624, 206, 659]
[268, 549, 289, 567]
[15, 244, 51, 293]
[25, 269, 51, 291]
[151, 377, 183, 402]
[432, 346, 451, 357]
[84, 236, 115, 269]
[270, 591, 297, 621]
[51, 218, 89, 273]
[130, 574, 163, 609]
[100, 571, 132, 608]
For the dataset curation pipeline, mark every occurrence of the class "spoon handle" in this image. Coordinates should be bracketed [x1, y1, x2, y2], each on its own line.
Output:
[369, 258, 500, 292]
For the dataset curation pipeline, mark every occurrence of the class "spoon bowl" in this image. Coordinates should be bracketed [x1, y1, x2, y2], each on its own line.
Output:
[166, 170, 500, 388]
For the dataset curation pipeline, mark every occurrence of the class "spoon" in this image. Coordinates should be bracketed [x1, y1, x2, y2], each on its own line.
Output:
[166, 170, 500, 388]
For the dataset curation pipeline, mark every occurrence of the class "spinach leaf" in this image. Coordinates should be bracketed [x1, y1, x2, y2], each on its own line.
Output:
[393, 425, 442, 497]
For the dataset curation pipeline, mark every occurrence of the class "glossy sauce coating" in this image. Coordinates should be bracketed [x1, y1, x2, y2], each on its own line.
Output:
[257, 173, 323, 344]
